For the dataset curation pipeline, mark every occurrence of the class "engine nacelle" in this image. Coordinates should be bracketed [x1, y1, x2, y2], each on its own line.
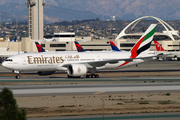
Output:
[37, 71, 55, 75]
[67, 64, 87, 77]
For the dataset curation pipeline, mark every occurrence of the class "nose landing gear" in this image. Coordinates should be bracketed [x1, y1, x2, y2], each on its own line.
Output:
[13, 70, 20, 79]
[15, 74, 20, 79]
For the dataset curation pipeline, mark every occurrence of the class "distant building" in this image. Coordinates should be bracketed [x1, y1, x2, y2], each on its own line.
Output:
[44, 32, 75, 42]
[53, 33, 75, 42]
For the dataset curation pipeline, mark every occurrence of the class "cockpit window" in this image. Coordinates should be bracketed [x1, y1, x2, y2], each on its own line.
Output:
[5, 59, 13, 62]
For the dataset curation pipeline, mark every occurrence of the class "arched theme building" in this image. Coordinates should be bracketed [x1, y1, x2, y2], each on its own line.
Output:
[115, 16, 180, 52]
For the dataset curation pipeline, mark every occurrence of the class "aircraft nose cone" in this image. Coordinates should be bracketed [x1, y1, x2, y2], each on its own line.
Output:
[2, 62, 9, 69]
[2, 62, 6, 67]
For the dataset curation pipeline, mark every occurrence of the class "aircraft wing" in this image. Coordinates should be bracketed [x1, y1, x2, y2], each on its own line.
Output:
[86, 55, 158, 68]
[156, 52, 174, 57]
[62, 55, 157, 68]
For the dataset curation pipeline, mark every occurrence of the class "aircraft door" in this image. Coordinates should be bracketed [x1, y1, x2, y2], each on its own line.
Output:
[21, 57, 26, 65]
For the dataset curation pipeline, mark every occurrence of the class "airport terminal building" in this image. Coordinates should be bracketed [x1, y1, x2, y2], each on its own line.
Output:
[1, 16, 180, 60]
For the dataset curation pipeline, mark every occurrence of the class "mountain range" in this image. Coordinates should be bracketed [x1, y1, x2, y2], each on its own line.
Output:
[0, 0, 180, 23]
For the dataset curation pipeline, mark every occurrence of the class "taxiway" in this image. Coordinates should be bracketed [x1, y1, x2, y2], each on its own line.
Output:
[0, 82, 180, 97]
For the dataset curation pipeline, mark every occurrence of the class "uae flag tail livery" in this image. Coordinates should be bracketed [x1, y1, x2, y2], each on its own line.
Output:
[117, 24, 157, 68]
[130, 24, 157, 58]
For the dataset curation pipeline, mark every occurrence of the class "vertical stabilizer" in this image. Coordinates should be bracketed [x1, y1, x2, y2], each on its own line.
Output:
[110, 41, 121, 51]
[154, 41, 165, 51]
[117, 24, 157, 68]
[12, 37, 17, 42]
[35, 42, 46, 52]
[75, 41, 85, 52]
[130, 24, 157, 58]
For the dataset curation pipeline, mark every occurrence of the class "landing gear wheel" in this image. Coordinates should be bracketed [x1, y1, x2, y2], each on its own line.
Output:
[95, 74, 99, 78]
[86, 74, 99, 78]
[91, 75, 94, 78]
[86, 75, 89, 78]
[67, 75, 72, 78]
[15, 74, 20, 79]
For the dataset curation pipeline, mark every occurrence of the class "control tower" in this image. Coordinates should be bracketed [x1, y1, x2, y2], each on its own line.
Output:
[26, 0, 46, 40]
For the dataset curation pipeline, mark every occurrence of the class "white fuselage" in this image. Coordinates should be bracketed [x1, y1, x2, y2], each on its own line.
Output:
[2, 51, 145, 72]
[0, 51, 24, 58]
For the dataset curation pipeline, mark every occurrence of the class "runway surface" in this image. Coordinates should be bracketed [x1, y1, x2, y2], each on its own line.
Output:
[1, 82, 180, 97]
[28, 113, 180, 120]
[1, 76, 180, 82]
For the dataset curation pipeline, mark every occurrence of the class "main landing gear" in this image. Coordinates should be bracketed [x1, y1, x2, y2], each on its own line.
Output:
[86, 74, 99, 78]
[67, 74, 99, 78]
[86, 68, 99, 78]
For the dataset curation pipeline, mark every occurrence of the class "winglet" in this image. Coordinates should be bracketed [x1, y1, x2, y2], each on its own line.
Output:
[154, 41, 165, 51]
[130, 24, 157, 58]
[35, 42, 46, 52]
[75, 41, 85, 52]
[110, 41, 121, 51]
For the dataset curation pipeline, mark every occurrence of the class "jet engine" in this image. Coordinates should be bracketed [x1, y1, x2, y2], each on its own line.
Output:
[37, 71, 55, 75]
[67, 64, 87, 77]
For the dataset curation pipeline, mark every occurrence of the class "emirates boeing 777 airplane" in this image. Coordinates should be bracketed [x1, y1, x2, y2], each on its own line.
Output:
[2, 24, 157, 79]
